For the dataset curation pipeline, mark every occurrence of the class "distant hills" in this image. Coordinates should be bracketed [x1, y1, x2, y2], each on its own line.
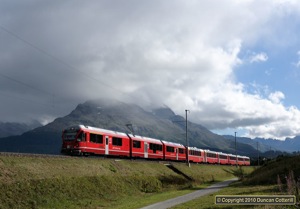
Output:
[0, 99, 292, 157]
[0, 99, 256, 156]
[224, 135, 300, 153]
[0, 121, 41, 138]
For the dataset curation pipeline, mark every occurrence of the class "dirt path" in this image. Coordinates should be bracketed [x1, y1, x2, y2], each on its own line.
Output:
[140, 178, 238, 209]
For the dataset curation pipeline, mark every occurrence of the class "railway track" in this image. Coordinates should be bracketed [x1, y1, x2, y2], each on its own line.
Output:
[0, 151, 70, 159]
[0, 151, 244, 167]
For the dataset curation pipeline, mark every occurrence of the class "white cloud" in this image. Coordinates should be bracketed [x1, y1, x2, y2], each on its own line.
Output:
[245, 105, 300, 139]
[268, 91, 285, 104]
[1, 0, 300, 140]
[249, 52, 268, 63]
[295, 50, 300, 68]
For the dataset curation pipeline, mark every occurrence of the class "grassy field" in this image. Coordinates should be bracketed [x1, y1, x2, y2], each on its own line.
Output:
[170, 183, 280, 209]
[0, 154, 255, 209]
[170, 155, 300, 209]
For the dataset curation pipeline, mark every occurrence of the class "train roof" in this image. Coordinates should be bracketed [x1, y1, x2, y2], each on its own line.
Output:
[204, 149, 218, 154]
[161, 140, 185, 147]
[74, 125, 163, 144]
[72, 125, 185, 146]
[228, 154, 249, 159]
[218, 152, 229, 156]
[129, 135, 162, 144]
[77, 125, 128, 137]
[188, 147, 204, 151]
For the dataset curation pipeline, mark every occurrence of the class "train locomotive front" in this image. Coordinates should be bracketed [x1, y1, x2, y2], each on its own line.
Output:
[61, 126, 86, 155]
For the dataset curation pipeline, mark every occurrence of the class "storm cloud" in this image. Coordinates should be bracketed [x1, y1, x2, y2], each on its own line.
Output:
[1, 0, 300, 139]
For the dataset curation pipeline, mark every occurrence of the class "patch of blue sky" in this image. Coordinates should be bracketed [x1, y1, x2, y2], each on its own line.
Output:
[236, 42, 300, 109]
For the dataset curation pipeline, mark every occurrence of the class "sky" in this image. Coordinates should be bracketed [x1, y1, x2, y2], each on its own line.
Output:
[1, 0, 300, 140]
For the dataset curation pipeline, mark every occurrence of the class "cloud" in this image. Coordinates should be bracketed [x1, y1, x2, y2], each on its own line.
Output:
[268, 91, 285, 104]
[249, 52, 268, 63]
[294, 51, 300, 68]
[1, 0, 300, 139]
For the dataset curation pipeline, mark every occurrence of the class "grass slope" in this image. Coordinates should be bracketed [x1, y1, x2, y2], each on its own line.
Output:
[0, 154, 254, 209]
[171, 155, 300, 209]
[244, 155, 300, 185]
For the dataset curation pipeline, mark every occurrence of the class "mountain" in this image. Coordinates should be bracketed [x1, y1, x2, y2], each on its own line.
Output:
[224, 135, 300, 153]
[0, 99, 258, 156]
[0, 121, 42, 138]
[223, 135, 271, 153]
[255, 137, 300, 153]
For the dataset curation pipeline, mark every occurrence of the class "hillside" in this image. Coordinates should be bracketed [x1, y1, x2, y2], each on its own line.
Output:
[0, 154, 254, 209]
[0, 121, 41, 138]
[0, 99, 257, 156]
[224, 135, 300, 153]
[256, 136, 300, 153]
[244, 155, 300, 185]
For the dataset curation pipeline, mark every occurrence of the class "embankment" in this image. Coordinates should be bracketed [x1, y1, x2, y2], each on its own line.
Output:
[0, 154, 253, 208]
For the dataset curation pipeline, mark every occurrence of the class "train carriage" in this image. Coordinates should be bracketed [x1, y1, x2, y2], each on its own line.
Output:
[162, 141, 186, 161]
[237, 156, 245, 166]
[129, 135, 144, 158]
[218, 152, 229, 165]
[130, 135, 164, 160]
[228, 154, 238, 165]
[243, 156, 251, 166]
[188, 147, 205, 163]
[205, 150, 219, 164]
[62, 125, 130, 157]
[238, 156, 250, 166]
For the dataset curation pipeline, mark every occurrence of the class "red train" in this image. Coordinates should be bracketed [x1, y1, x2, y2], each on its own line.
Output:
[61, 125, 250, 166]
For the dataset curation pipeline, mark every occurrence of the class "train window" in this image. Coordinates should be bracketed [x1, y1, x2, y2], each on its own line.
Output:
[112, 137, 122, 146]
[219, 155, 227, 159]
[207, 153, 217, 158]
[178, 148, 185, 154]
[77, 132, 86, 142]
[230, 156, 236, 160]
[149, 143, 162, 151]
[166, 146, 174, 153]
[133, 140, 141, 148]
[189, 150, 201, 156]
[63, 132, 77, 141]
[90, 133, 103, 143]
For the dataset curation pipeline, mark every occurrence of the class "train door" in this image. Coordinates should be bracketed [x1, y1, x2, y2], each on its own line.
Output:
[78, 131, 86, 148]
[176, 148, 178, 160]
[144, 142, 148, 158]
[105, 136, 109, 155]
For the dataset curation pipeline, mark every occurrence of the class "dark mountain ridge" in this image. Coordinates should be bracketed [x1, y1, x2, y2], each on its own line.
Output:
[0, 121, 42, 138]
[0, 99, 258, 156]
[224, 135, 300, 153]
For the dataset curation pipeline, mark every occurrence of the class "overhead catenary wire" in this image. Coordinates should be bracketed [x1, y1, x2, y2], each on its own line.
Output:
[0, 72, 52, 96]
[0, 92, 55, 109]
[0, 24, 139, 102]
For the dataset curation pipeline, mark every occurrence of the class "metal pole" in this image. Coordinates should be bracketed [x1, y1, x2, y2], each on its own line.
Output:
[235, 132, 237, 167]
[257, 142, 259, 166]
[126, 123, 135, 136]
[185, 110, 190, 167]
